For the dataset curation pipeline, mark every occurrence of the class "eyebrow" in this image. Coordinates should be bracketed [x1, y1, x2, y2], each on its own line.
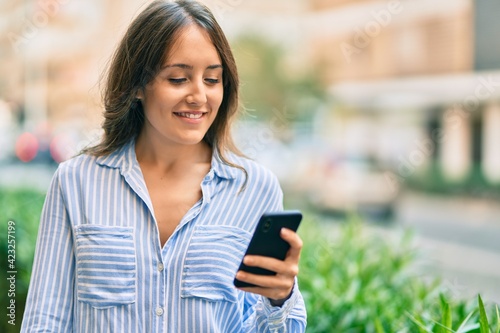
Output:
[162, 63, 223, 70]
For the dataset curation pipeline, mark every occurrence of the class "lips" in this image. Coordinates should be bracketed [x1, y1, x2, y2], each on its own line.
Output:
[173, 112, 207, 119]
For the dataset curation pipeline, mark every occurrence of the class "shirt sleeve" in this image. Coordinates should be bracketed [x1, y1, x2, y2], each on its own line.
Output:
[241, 170, 307, 332]
[21, 167, 75, 332]
[242, 280, 307, 332]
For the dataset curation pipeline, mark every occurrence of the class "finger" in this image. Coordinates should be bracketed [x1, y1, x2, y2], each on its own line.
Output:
[238, 286, 292, 301]
[235, 270, 291, 292]
[243, 255, 290, 275]
[280, 228, 303, 260]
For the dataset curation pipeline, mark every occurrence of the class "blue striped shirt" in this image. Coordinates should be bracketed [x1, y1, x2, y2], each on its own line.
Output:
[21, 139, 307, 332]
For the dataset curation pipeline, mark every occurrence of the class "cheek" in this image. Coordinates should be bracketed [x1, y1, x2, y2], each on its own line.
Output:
[211, 88, 224, 110]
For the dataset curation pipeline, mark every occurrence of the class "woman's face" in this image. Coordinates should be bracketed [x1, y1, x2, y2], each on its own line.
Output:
[138, 24, 223, 146]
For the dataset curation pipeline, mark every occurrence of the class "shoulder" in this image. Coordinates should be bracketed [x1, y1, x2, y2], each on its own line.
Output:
[56, 142, 130, 179]
[47, 154, 97, 190]
[56, 153, 98, 177]
[226, 153, 282, 194]
[222, 153, 284, 213]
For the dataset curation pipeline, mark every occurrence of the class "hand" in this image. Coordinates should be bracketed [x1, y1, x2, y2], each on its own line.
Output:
[235, 228, 303, 306]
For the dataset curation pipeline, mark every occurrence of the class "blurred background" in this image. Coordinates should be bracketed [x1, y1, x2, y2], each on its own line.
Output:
[1, 0, 500, 331]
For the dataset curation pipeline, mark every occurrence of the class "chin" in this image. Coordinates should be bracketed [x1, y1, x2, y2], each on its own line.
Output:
[176, 136, 206, 146]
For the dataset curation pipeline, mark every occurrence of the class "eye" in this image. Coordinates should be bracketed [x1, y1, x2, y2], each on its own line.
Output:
[204, 78, 220, 85]
[168, 78, 187, 84]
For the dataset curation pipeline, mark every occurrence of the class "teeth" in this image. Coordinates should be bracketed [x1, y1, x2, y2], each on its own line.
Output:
[177, 112, 204, 119]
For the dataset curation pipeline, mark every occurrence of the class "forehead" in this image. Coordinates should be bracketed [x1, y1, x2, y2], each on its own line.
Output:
[164, 24, 221, 64]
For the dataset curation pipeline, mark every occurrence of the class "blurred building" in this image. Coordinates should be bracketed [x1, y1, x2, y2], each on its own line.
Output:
[1, 0, 499, 185]
[0, 0, 145, 161]
[205, 0, 500, 188]
[305, 0, 500, 184]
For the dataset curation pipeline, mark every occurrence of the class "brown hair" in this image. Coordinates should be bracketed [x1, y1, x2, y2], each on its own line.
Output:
[83, 0, 247, 184]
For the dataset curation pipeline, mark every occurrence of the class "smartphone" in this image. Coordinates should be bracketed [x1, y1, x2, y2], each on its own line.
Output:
[233, 210, 303, 288]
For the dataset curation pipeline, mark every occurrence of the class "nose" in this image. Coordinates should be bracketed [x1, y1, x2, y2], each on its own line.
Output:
[186, 79, 207, 105]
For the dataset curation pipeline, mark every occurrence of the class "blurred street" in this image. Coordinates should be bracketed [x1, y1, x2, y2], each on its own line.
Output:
[397, 191, 500, 303]
[313, 188, 500, 304]
[318, 188, 500, 303]
[399, 191, 500, 252]
[0, 162, 56, 192]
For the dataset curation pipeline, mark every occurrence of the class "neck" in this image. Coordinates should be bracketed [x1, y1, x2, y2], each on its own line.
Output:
[135, 132, 212, 174]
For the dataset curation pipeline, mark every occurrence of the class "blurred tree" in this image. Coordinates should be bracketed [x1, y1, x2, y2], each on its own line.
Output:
[232, 35, 327, 131]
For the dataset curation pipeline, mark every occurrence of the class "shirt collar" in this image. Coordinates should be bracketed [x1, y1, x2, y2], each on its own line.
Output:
[95, 139, 240, 180]
[95, 140, 135, 173]
[210, 148, 240, 180]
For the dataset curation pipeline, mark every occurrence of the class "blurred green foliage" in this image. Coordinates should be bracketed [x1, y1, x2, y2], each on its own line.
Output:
[407, 295, 500, 333]
[232, 35, 327, 127]
[298, 214, 499, 332]
[0, 187, 44, 333]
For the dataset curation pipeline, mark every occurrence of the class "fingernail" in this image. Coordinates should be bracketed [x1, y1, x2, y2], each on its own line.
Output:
[243, 256, 252, 264]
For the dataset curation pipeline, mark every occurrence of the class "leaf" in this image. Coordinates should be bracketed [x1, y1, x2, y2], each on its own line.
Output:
[478, 295, 490, 333]
[495, 305, 500, 333]
[433, 321, 456, 333]
[441, 299, 452, 331]
[456, 310, 478, 333]
[457, 324, 481, 333]
[375, 318, 386, 333]
[406, 312, 433, 333]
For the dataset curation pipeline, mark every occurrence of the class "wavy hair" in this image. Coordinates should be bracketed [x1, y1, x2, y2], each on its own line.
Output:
[83, 0, 247, 185]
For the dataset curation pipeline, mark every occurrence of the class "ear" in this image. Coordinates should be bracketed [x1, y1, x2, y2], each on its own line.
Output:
[136, 88, 144, 100]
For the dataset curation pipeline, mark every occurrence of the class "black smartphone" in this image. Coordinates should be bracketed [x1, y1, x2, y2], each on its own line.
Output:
[233, 210, 303, 288]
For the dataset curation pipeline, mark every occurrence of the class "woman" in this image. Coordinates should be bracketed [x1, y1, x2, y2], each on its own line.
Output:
[21, 0, 306, 332]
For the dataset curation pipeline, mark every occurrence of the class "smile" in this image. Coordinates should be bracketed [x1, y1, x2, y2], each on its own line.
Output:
[173, 112, 207, 119]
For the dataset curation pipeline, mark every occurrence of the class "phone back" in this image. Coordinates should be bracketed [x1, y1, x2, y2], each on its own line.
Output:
[234, 211, 302, 288]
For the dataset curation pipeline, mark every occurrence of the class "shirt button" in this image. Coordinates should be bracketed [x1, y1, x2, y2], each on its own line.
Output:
[157, 263, 164, 272]
[155, 307, 164, 316]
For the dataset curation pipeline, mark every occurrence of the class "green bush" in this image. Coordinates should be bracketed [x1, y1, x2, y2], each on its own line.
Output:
[0, 188, 45, 333]
[298, 214, 499, 332]
[407, 294, 500, 333]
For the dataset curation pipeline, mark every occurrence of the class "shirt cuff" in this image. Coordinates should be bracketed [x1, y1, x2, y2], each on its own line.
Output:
[260, 279, 300, 330]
